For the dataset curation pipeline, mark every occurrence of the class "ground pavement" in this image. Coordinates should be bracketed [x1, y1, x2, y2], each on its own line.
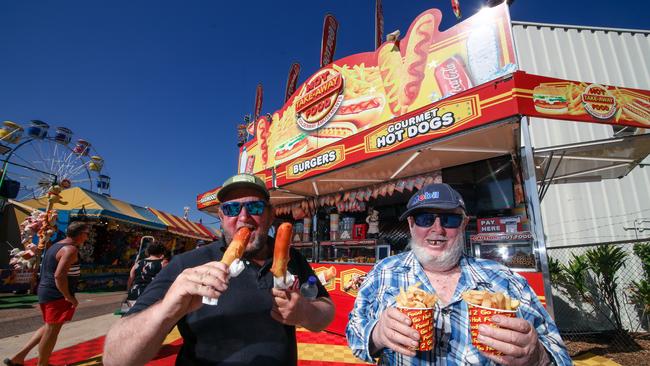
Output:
[0, 292, 623, 366]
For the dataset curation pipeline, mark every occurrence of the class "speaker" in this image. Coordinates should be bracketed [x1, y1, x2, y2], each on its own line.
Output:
[0, 178, 20, 199]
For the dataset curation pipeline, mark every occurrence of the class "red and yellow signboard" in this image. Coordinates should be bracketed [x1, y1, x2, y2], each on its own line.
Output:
[516, 73, 650, 129]
[276, 73, 519, 185]
[239, 4, 516, 174]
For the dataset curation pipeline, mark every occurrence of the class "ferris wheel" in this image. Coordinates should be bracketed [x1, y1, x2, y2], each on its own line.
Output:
[0, 120, 111, 201]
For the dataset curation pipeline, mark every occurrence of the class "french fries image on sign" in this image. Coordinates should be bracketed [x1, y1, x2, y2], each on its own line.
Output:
[461, 290, 520, 311]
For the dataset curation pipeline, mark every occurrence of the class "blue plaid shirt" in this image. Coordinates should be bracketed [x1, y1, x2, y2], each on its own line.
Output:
[346, 253, 571, 365]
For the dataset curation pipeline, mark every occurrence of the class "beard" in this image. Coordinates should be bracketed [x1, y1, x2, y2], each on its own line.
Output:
[409, 233, 465, 272]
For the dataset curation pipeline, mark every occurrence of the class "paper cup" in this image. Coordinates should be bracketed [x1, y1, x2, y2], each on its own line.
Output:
[467, 303, 517, 355]
[397, 306, 435, 351]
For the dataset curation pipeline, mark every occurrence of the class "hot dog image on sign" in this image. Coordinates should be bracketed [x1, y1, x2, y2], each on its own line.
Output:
[241, 3, 517, 173]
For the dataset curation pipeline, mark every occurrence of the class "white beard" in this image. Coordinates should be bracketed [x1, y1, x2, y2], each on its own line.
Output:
[410, 233, 465, 272]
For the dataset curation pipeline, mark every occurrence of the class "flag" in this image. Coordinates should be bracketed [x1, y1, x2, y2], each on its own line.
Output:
[320, 14, 339, 67]
[285, 62, 301, 102]
[253, 83, 263, 120]
[375, 0, 384, 49]
[451, 0, 462, 19]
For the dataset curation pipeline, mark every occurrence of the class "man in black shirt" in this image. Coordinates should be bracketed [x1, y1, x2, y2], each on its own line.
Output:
[103, 174, 335, 365]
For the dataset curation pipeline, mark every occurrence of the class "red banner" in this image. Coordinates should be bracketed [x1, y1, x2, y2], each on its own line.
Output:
[375, 0, 384, 49]
[515, 73, 650, 129]
[310, 263, 372, 335]
[196, 187, 221, 210]
[285, 62, 301, 103]
[451, 0, 462, 19]
[320, 14, 339, 67]
[253, 83, 263, 120]
[477, 216, 522, 233]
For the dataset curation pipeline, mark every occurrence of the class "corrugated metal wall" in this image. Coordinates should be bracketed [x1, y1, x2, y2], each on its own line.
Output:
[512, 22, 650, 248]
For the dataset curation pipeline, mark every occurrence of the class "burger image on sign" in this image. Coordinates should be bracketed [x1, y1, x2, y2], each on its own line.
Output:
[295, 68, 344, 131]
[532, 85, 568, 115]
[581, 84, 617, 120]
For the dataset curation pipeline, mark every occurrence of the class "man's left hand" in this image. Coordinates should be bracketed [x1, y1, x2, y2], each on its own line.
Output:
[270, 288, 307, 326]
[477, 315, 550, 366]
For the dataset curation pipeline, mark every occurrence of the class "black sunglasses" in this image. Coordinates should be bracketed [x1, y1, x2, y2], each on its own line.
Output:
[221, 200, 267, 217]
[413, 212, 463, 228]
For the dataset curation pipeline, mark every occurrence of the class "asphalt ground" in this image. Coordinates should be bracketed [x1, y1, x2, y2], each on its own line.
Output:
[0, 291, 126, 338]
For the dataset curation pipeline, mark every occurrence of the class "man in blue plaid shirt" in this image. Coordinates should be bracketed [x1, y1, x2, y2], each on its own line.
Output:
[346, 183, 571, 365]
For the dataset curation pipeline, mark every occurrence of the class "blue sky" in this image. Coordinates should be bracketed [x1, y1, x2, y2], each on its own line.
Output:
[1, 0, 647, 227]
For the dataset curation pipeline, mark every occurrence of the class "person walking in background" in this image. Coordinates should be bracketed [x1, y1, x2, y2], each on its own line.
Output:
[4, 221, 90, 366]
[126, 241, 168, 304]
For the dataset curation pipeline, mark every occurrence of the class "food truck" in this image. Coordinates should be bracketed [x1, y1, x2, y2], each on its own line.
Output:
[196, 4, 650, 335]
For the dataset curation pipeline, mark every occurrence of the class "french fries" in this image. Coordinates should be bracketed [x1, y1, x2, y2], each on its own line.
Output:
[461, 290, 520, 311]
[395, 283, 438, 308]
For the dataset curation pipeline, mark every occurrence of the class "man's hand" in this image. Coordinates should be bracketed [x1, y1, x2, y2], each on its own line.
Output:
[270, 288, 307, 326]
[370, 307, 420, 357]
[477, 315, 550, 366]
[65, 296, 78, 307]
[160, 261, 230, 320]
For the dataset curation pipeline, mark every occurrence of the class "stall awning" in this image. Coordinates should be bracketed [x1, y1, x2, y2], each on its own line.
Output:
[271, 119, 519, 206]
[148, 207, 215, 241]
[534, 133, 650, 200]
[20, 187, 166, 230]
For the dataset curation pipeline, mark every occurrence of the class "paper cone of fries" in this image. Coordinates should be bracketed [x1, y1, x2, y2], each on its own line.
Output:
[396, 306, 435, 351]
[463, 290, 519, 356]
[395, 283, 438, 351]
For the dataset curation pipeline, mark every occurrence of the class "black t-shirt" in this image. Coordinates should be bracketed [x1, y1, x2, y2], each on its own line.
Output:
[127, 238, 329, 366]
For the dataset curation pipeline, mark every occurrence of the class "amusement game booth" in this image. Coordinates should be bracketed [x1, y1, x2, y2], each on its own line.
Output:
[18, 187, 215, 291]
[197, 4, 650, 335]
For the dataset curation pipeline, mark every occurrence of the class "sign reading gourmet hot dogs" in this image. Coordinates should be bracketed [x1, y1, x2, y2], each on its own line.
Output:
[365, 94, 480, 153]
[372, 108, 455, 149]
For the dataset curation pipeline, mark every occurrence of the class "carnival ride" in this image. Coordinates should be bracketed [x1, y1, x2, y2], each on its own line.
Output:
[0, 120, 111, 201]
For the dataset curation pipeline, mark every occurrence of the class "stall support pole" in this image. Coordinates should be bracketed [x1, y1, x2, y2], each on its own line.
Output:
[520, 116, 556, 319]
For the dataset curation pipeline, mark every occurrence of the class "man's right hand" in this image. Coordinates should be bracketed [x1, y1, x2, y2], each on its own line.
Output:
[370, 307, 421, 357]
[159, 261, 230, 319]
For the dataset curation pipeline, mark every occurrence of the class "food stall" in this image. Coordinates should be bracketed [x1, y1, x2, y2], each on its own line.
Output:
[18, 187, 215, 291]
[197, 4, 650, 335]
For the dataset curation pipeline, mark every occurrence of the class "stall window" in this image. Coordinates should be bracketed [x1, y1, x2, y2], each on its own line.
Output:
[442, 155, 515, 216]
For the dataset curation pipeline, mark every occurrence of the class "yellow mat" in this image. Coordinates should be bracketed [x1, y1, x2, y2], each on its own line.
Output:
[573, 353, 622, 366]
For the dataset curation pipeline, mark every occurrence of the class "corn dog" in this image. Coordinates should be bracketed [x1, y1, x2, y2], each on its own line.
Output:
[271, 223, 292, 278]
[221, 227, 251, 265]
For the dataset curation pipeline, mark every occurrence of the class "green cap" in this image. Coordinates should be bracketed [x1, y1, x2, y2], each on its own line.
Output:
[216, 173, 270, 202]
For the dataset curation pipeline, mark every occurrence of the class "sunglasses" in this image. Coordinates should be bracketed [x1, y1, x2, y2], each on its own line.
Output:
[413, 212, 463, 228]
[221, 200, 267, 217]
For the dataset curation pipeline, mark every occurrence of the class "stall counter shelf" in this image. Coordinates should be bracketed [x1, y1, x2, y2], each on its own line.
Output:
[290, 241, 316, 263]
[317, 239, 390, 265]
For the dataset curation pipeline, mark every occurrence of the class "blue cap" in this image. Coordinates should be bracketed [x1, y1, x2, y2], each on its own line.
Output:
[308, 275, 317, 285]
[399, 183, 466, 221]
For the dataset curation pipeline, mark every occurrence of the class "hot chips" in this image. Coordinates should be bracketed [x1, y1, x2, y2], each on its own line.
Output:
[395, 283, 438, 308]
[461, 290, 520, 311]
